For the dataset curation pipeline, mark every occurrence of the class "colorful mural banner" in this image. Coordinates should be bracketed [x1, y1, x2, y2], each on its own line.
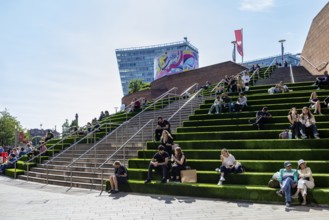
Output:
[154, 49, 199, 80]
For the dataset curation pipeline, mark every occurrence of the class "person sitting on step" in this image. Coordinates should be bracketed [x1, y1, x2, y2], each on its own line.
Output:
[291, 159, 315, 206]
[108, 161, 128, 194]
[235, 92, 247, 112]
[208, 95, 222, 114]
[160, 130, 174, 157]
[314, 71, 329, 89]
[0, 153, 17, 174]
[309, 91, 323, 115]
[144, 145, 169, 184]
[170, 147, 186, 182]
[249, 107, 272, 130]
[276, 81, 289, 93]
[287, 107, 302, 139]
[216, 148, 244, 185]
[299, 106, 320, 139]
[276, 161, 298, 208]
[154, 117, 171, 141]
[221, 93, 233, 112]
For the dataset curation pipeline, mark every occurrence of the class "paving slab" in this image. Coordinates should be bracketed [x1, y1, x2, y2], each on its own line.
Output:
[1, 176, 329, 220]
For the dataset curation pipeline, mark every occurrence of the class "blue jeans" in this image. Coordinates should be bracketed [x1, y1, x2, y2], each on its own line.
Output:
[281, 178, 296, 203]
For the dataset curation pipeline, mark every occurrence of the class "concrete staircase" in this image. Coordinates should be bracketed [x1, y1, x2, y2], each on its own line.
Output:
[256, 66, 316, 86]
[18, 95, 204, 190]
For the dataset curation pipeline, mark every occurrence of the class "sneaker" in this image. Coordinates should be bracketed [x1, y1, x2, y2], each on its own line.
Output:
[144, 178, 151, 184]
[220, 176, 225, 182]
[316, 87, 320, 90]
[108, 189, 114, 193]
[314, 135, 320, 139]
[217, 180, 222, 185]
[276, 190, 283, 197]
[286, 202, 291, 207]
[161, 178, 167, 183]
[215, 168, 220, 173]
[301, 135, 307, 139]
[291, 194, 298, 199]
[208, 112, 211, 115]
[112, 190, 119, 194]
[295, 136, 300, 140]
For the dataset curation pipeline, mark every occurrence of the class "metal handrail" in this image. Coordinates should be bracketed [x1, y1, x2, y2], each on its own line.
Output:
[168, 88, 204, 121]
[289, 64, 295, 84]
[41, 122, 119, 166]
[97, 119, 154, 195]
[211, 79, 225, 93]
[179, 83, 198, 97]
[300, 55, 328, 71]
[23, 128, 85, 165]
[262, 58, 276, 79]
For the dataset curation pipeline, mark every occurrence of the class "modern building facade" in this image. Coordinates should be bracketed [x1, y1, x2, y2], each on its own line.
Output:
[243, 53, 300, 69]
[116, 38, 199, 95]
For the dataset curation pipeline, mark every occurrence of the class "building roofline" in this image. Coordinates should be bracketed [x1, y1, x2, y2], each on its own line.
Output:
[115, 40, 199, 53]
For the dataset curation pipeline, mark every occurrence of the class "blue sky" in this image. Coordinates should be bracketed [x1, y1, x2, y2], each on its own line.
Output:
[0, 0, 327, 131]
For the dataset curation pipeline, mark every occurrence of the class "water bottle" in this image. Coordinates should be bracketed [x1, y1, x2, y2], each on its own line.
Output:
[288, 130, 292, 139]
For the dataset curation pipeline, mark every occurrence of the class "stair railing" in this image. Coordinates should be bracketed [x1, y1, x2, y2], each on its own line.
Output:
[96, 119, 154, 195]
[262, 58, 276, 79]
[289, 64, 295, 83]
[25, 122, 119, 182]
[300, 55, 328, 72]
[168, 88, 204, 132]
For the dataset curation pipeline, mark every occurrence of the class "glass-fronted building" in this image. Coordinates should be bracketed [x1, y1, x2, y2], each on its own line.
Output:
[116, 38, 199, 95]
[243, 53, 300, 69]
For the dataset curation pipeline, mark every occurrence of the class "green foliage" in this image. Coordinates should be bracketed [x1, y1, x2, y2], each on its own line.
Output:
[0, 110, 21, 146]
[128, 79, 150, 94]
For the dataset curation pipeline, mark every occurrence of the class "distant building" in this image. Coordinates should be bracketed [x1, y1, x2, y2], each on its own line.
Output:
[116, 38, 199, 95]
[243, 53, 300, 69]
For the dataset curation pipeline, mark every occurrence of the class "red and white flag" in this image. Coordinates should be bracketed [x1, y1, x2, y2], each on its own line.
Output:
[234, 29, 243, 57]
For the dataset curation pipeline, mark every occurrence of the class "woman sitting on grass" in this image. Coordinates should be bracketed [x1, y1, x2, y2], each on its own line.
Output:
[160, 130, 174, 157]
[291, 159, 315, 206]
[299, 107, 320, 139]
[309, 91, 323, 115]
[216, 148, 244, 185]
[287, 107, 302, 139]
[170, 147, 186, 182]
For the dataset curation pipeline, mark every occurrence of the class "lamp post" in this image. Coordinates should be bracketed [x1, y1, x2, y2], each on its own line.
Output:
[14, 125, 18, 147]
[278, 39, 286, 65]
[231, 41, 237, 63]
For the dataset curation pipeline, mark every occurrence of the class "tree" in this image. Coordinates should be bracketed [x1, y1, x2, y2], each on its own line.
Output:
[0, 109, 21, 146]
[128, 79, 150, 94]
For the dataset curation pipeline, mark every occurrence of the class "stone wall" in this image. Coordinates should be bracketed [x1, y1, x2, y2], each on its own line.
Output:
[122, 61, 245, 105]
[301, 2, 329, 76]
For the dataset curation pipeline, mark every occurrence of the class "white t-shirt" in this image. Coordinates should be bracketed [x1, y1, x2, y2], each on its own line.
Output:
[222, 154, 236, 168]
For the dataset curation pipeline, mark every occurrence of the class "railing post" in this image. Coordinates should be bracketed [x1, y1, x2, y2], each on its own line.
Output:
[46, 165, 49, 184]
[99, 169, 104, 196]
[27, 163, 29, 182]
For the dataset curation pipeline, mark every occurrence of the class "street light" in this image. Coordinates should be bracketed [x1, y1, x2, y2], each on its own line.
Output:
[231, 41, 237, 62]
[278, 39, 286, 65]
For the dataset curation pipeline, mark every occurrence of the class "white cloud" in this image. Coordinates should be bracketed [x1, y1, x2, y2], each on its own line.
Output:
[240, 0, 275, 12]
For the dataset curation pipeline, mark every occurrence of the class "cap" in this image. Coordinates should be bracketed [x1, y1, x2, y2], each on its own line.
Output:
[284, 161, 292, 167]
[298, 159, 306, 167]
[158, 145, 165, 151]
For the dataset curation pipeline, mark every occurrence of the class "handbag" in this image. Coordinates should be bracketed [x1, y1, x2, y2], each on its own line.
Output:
[180, 169, 197, 183]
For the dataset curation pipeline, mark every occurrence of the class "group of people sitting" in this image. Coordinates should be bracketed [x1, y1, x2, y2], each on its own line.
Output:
[208, 92, 248, 114]
[223, 72, 250, 94]
[126, 97, 148, 113]
[275, 160, 314, 207]
[268, 81, 290, 94]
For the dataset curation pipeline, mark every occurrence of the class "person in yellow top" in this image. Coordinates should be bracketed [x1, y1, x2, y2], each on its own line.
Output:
[291, 159, 315, 205]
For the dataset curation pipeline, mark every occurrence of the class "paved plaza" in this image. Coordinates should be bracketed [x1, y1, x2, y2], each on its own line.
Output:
[1, 176, 329, 220]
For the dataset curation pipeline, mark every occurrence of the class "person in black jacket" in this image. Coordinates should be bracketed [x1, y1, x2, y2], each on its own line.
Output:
[144, 145, 169, 184]
[108, 161, 128, 194]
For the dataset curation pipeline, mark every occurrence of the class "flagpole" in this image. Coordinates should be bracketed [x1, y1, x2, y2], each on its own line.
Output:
[241, 28, 244, 64]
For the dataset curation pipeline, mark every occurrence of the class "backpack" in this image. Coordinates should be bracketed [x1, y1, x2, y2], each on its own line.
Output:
[279, 130, 289, 139]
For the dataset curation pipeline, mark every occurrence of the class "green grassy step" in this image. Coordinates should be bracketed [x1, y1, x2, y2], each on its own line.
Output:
[146, 139, 329, 150]
[138, 149, 329, 161]
[128, 159, 329, 173]
[183, 115, 329, 126]
[172, 129, 329, 140]
[4, 168, 25, 178]
[105, 180, 329, 204]
[127, 169, 329, 187]
[177, 122, 329, 132]
[249, 81, 314, 91]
